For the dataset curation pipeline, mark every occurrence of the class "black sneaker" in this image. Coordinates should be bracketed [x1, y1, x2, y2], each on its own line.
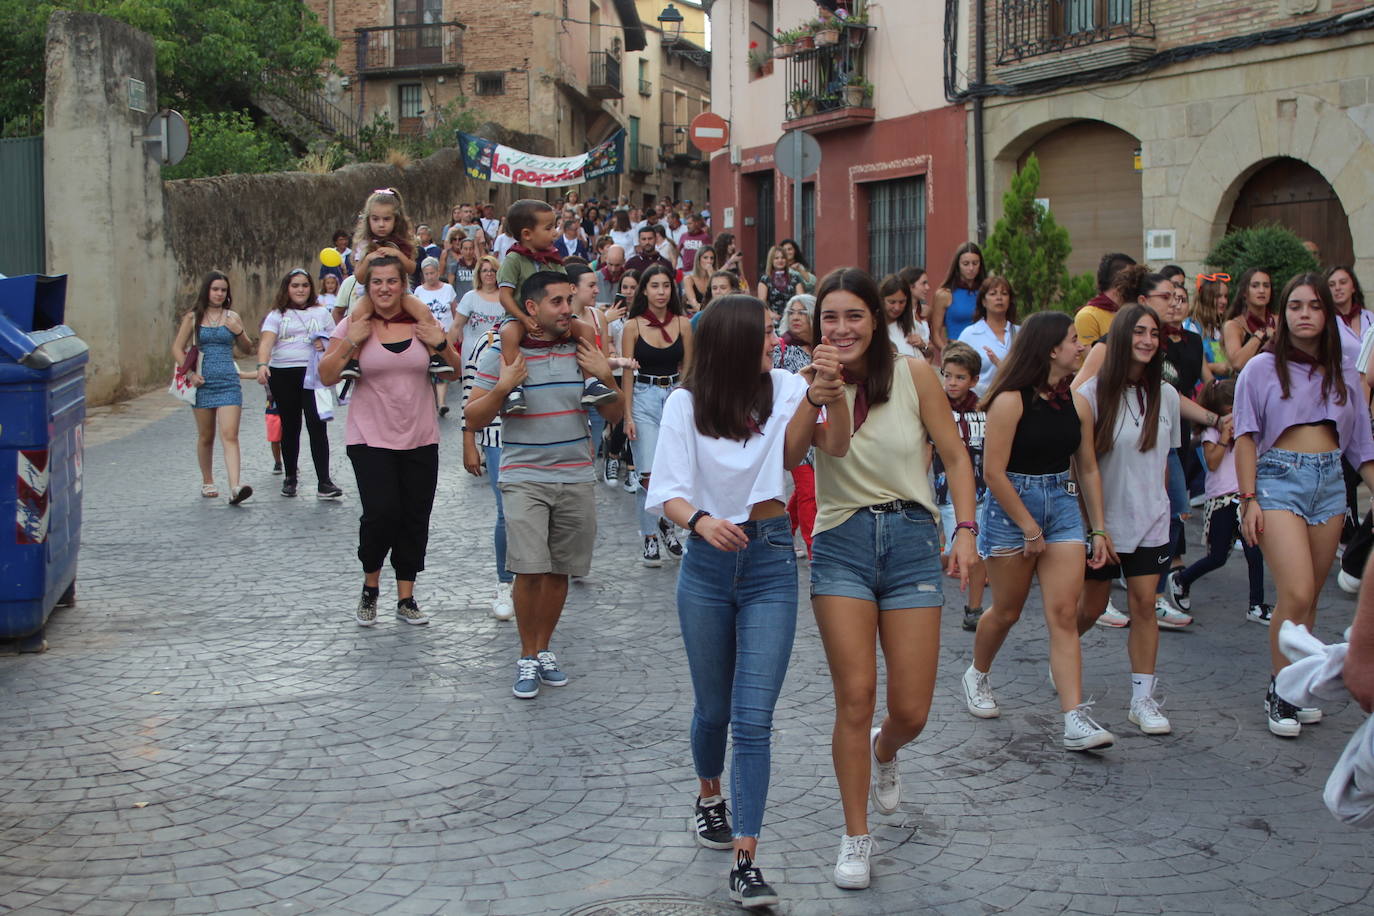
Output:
[603, 456, 622, 488]
[658, 517, 684, 559]
[271, 460, 283, 475]
[581, 377, 618, 406]
[1266, 679, 1301, 737]
[356, 586, 379, 627]
[317, 481, 343, 499]
[503, 386, 528, 415]
[1247, 603, 1274, 626]
[691, 795, 732, 850]
[281, 477, 298, 498]
[642, 535, 662, 568]
[429, 352, 453, 376]
[962, 605, 983, 632]
[1166, 569, 1191, 611]
[729, 851, 779, 909]
[438, 405, 450, 418]
[340, 358, 361, 380]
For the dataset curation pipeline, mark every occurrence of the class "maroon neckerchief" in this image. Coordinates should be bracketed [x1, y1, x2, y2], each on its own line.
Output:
[947, 390, 979, 414]
[1262, 339, 1321, 369]
[841, 369, 870, 433]
[1038, 376, 1073, 410]
[779, 331, 811, 351]
[1085, 292, 1119, 315]
[510, 244, 564, 265]
[376, 311, 416, 327]
[1129, 383, 1146, 415]
[372, 235, 414, 259]
[641, 310, 675, 344]
[1162, 323, 1184, 343]
[521, 334, 570, 349]
[1245, 310, 1275, 336]
[1340, 307, 1362, 331]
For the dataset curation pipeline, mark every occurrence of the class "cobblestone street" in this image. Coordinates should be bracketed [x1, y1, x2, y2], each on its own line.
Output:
[2, 389, 1371, 915]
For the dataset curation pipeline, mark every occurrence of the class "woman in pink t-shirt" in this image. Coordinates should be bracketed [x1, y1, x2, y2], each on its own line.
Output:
[319, 257, 463, 628]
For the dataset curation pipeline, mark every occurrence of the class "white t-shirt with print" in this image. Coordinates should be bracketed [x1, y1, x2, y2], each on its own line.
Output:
[262, 305, 335, 368]
[415, 282, 458, 332]
[455, 290, 507, 366]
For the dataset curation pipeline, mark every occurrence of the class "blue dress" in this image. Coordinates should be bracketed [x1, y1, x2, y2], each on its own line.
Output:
[193, 325, 242, 409]
[944, 287, 978, 342]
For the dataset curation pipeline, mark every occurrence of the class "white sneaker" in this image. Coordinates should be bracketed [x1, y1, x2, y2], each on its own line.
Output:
[1063, 704, 1115, 751]
[1296, 706, 1323, 725]
[622, 473, 640, 494]
[1128, 694, 1172, 735]
[833, 834, 873, 889]
[1155, 596, 1193, 629]
[491, 582, 515, 620]
[869, 727, 900, 814]
[1095, 600, 1130, 628]
[1338, 569, 1361, 595]
[961, 665, 1000, 718]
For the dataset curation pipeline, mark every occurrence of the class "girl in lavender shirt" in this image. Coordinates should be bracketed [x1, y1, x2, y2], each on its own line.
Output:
[1235, 272, 1374, 739]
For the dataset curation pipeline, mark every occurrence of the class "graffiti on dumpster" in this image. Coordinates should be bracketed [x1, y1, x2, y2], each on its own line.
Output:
[16, 449, 49, 545]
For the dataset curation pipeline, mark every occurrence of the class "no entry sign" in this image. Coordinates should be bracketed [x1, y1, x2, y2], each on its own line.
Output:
[689, 112, 730, 154]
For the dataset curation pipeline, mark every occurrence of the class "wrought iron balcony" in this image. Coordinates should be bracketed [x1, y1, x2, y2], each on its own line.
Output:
[630, 142, 656, 174]
[996, 0, 1154, 65]
[589, 51, 623, 99]
[639, 78, 653, 96]
[781, 35, 874, 133]
[660, 124, 702, 163]
[356, 22, 465, 77]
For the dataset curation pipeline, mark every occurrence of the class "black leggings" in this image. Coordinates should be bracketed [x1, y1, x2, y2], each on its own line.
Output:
[604, 419, 634, 465]
[1177, 499, 1265, 607]
[347, 443, 439, 581]
[268, 367, 330, 483]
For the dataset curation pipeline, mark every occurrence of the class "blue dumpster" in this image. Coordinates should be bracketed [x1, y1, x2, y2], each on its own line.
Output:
[0, 274, 87, 652]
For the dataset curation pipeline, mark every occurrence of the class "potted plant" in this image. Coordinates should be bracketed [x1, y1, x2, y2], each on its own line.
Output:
[842, 9, 870, 46]
[814, 17, 841, 47]
[773, 28, 797, 57]
[795, 21, 817, 50]
[842, 74, 873, 108]
[788, 87, 816, 119]
[748, 42, 769, 77]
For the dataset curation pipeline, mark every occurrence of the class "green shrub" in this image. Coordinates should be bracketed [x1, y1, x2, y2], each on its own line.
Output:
[1205, 224, 1319, 290]
[982, 154, 1093, 315]
[163, 109, 292, 179]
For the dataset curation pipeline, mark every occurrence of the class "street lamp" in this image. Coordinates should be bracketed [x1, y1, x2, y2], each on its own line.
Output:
[657, 3, 684, 43]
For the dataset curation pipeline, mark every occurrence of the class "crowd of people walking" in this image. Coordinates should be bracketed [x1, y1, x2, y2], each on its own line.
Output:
[170, 186, 1374, 909]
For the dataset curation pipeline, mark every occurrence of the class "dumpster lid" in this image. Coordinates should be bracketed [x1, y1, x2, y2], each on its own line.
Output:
[0, 275, 86, 367]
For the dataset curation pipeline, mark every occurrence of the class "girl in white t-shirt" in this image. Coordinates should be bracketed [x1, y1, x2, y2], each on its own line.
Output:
[415, 257, 459, 416]
[879, 273, 930, 360]
[645, 295, 846, 909]
[318, 273, 340, 315]
[1075, 303, 1180, 737]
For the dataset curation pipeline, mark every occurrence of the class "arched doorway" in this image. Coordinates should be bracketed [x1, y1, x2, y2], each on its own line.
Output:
[1228, 158, 1355, 269]
[1017, 121, 1142, 277]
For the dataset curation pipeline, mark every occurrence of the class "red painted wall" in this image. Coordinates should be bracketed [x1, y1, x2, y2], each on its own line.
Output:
[709, 104, 969, 284]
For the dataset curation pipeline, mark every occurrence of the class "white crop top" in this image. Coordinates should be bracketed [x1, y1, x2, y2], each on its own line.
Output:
[645, 370, 810, 523]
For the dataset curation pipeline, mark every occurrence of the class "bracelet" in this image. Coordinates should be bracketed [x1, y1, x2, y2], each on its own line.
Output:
[1089, 529, 1108, 539]
[1023, 528, 1044, 542]
[687, 509, 710, 532]
[434, 338, 448, 352]
[955, 520, 979, 537]
[806, 388, 823, 409]
[256, 362, 268, 368]
[1238, 493, 1257, 502]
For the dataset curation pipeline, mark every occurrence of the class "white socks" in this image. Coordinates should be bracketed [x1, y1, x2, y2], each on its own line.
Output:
[1131, 673, 1156, 702]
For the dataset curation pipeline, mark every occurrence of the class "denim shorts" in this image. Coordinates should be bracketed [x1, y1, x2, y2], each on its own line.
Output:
[978, 470, 1084, 558]
[1256, 448, 1344, 526]
[810, 504, 944, 610]
[940, 499, 987, 552]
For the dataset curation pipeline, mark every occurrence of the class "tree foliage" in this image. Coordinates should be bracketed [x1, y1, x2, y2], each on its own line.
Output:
[161, 110, 292, 179]
[0, 0, 337, 122]
[1205, 223, 1319, 290]
[982, 154, 1096, 314]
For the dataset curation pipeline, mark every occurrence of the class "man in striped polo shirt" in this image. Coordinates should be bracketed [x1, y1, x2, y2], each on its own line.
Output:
[467, 271, 624, 700]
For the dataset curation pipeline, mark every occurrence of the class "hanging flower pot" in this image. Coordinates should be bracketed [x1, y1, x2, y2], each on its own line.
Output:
[842, 85, 866, 108]
[815, 27, 841, 47]
[796, 33, 815, 50]
[846, 24, 868, 47]
[774, 42, 793, 58]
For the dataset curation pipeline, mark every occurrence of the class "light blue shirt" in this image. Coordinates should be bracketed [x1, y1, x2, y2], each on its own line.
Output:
[957, 319, 1018, 397]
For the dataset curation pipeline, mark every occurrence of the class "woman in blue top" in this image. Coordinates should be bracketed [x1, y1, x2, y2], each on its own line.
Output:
[172, 270, 254, 504]
[931, 242, 985, 351]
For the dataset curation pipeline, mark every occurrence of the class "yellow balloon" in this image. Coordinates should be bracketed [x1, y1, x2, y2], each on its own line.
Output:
[319, 247, 342, 268]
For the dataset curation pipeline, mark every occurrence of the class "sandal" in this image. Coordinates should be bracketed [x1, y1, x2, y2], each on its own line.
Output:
[228, 485, 253, 506]
[201, 484, 219, 498]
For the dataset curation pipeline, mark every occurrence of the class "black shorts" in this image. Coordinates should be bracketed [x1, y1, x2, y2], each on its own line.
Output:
[1085, 543, 1171, 582]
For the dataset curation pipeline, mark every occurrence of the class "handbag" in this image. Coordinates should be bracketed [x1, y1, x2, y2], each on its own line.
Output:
[168, 344, 201, 405]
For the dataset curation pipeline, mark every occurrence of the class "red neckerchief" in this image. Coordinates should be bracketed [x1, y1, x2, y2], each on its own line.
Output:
[1130, 383, 1146, 415]
[372, 236, 414, 259]
[1245, 310, 1274, 336]
[641, 310, 675, 344]
[841, 369, 870, 433]
[780, 331, 810, 350]
[376, 312, 416, 327]
[510, 244, 563, 265]
[1340, 307, 1362, 331]
[1163, 323, 1183, 342]
[947, 390, 979, 413]
[1038, 376, 1073, 410]
[1263, 339, 1320, 368]
[521, 334, 570, 349]
[1085, 292, 1119, 315]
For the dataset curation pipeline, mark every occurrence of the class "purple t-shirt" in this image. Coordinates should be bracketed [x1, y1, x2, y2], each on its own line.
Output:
[1233, 351, 1374, 466]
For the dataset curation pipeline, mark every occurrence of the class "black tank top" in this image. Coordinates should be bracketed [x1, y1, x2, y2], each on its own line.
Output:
[634, 329, 684, 376]
[1007, 388, 1080, 475]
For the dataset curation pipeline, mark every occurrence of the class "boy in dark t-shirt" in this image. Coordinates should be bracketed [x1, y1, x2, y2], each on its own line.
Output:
[935, 342, 988, 632]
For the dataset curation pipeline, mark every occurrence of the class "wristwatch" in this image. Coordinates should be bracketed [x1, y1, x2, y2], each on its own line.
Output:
[687, 509, 710, 532]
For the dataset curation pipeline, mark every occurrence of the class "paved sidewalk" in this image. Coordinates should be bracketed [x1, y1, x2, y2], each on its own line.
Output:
[1, 387, 1371, 915]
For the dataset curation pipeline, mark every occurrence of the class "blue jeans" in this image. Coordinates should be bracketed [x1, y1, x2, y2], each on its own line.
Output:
[586, 406, 605, 461]
[676, 516, 798, 839]
[633, 382, 672, 535]
[483, 445, 514, 585]
[1257, 448, 1345, 525]
[1158, 448, 1189, 593]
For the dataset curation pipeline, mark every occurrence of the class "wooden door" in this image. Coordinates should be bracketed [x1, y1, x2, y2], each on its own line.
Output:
[394, 0, 442, 67]
[1228, 158, 1355, 269]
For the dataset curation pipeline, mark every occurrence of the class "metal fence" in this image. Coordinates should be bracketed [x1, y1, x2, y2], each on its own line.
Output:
[0, 136, 44, 276]
[996, 0, 1153, 64]
[259, 72, 360, 150]
[782, 34, 868, 119]
[867, 176, 925, 280]
[589, 51, 623, 98]
[356, 22, 465, 74]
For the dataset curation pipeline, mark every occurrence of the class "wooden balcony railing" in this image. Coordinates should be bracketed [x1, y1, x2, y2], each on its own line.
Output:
[356, 22, 465, 77]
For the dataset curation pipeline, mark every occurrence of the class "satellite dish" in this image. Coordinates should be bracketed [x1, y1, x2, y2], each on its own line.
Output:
[142, 109, 190, 167]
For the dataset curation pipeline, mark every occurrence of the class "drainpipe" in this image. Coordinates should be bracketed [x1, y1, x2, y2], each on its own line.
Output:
[973, 0, 987, 244]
